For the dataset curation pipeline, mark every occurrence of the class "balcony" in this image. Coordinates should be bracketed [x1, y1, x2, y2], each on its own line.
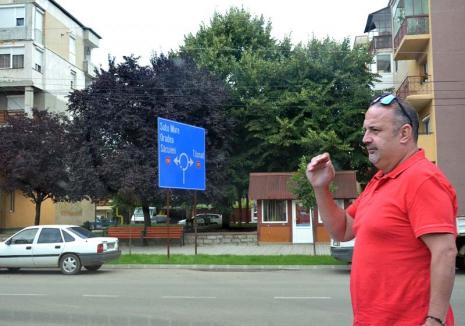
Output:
[396, 75, 432, 110]
[0, 27, 27, 41]
[394, 15, 430, 60]
[369, 34, 392, 53]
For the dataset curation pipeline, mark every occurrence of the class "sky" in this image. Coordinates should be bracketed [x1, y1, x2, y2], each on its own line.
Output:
[57, 0, 388, 68]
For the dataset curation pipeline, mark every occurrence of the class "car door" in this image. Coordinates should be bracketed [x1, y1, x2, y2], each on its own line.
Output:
[0, 228, 39, 268]
[32, 227, 65, 267]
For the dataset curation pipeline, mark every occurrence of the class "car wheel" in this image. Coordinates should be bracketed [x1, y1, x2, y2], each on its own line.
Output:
[84, 265, 102, 271]
[7, 267, 20, 272]
[60, 253, 82, 275]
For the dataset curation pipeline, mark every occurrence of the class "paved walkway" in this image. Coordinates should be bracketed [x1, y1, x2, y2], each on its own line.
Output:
[120, 242, 331, 256]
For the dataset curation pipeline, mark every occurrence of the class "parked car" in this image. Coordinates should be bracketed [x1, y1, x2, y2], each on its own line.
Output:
[86, 216, 117, 230]
[178, 213, 222, 226]
[0, 225, 121, 275]
[196, 213, 222, 225]
[131, 207, 156, 223]
[330, 238, 355, 263]
[151, 214, 168, 224]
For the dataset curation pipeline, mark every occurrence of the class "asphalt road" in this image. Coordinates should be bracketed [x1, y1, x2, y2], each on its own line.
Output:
[0, 267, 464, 326]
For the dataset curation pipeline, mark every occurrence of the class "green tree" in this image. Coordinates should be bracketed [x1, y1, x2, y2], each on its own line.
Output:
[180, 7, 292, 207]
[180, 8, 376, 208]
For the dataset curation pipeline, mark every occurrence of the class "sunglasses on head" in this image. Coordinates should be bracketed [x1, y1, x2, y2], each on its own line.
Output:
[370, 94, 413, 126]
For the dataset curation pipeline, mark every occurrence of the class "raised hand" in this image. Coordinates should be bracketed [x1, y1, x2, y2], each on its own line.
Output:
[306, 153, 336, 189]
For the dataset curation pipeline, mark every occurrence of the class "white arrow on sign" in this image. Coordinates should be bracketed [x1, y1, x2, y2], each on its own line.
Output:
[174, 152, 194, 184]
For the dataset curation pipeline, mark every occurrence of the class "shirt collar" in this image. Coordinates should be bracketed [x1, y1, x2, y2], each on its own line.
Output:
[374, 149, 425, 180]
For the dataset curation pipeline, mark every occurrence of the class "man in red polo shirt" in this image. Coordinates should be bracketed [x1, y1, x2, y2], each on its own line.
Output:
[306, 94, 457, 326]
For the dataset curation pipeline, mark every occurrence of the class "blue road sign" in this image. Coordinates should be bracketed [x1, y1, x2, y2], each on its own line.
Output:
[158, 118, 206, 190]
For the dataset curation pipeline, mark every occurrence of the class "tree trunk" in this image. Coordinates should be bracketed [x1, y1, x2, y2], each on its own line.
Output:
[238, 197, 243, 225]
[245, 194, 249, 224]
[34, 200, 42, 225]
[142, 205, 150, 246]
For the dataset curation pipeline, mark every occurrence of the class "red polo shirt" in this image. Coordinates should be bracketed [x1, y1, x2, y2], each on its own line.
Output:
[347, 149, 457, 325]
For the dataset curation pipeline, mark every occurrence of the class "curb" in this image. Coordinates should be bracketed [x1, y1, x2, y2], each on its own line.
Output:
[104, 264, 350, 271]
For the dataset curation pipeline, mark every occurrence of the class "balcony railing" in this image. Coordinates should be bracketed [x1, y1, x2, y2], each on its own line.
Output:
[369, 34, 392, 53]
[396, 75, 432, 99]
[394, 15, 429, 50]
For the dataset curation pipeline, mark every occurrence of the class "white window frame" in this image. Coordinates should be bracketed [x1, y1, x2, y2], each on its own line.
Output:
[261, 200, 288, 223]
[0, 46, 25, 69]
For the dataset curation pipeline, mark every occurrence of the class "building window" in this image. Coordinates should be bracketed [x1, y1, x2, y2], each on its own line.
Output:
[0, 54, 9, 68]
[34, 47, 43, 73]
[70, 70, 77, 89]
[422, 115, 431, 134]
[377, 54, 391, 73]
[295, 202, 310, 227]
[0, 47, 25, 69]
[34, 8, 44, 44]
[0, 6, 25, 29]
[7, 95, 25, 111]
[262, 200, 287, 223]
[69, 35, 76, 65]
[12, 54, 24, 68]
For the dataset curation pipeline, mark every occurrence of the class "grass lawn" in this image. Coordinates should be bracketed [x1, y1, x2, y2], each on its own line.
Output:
[111, 254, 345, 265]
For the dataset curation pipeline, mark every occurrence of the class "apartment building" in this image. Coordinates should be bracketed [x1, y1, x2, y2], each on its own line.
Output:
[364, 0, 465, 219]
[364, 6, 395, 92]
[0, 0, 100, 229]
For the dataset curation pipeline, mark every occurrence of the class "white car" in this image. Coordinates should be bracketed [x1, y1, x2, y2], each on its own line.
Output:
[178, 213, 222, 226]
[330, 238, 355, 263]
[0, 225, 121, 275]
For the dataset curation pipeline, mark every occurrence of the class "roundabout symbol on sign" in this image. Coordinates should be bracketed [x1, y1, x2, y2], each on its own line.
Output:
[174, 152, 194, 184]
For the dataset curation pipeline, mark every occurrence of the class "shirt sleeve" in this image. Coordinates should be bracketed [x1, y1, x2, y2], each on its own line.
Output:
[346, 196, 359, 219]
[408, 176, 457, 238]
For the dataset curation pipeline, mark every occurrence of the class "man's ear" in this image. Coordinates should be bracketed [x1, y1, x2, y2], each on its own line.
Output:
[399, 124, 412, 144]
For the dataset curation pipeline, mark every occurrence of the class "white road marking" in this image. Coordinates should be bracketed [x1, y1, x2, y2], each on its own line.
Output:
[274, 296, 332, 300]
[82, 294, 120, 298]
[162, 296, 217, 299]
[0, 293, 47, 296]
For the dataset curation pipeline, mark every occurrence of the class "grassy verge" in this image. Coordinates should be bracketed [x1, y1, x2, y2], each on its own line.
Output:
[111, 254, 345, 265]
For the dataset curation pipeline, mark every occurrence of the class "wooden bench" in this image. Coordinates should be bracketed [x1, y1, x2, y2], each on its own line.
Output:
[107, 226, 184, 246]
[143, 226, 184, 246]
[107, 226, 144, 240]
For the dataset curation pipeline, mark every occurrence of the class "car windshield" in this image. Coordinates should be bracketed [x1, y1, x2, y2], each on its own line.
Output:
[66, 226, 96, 239]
